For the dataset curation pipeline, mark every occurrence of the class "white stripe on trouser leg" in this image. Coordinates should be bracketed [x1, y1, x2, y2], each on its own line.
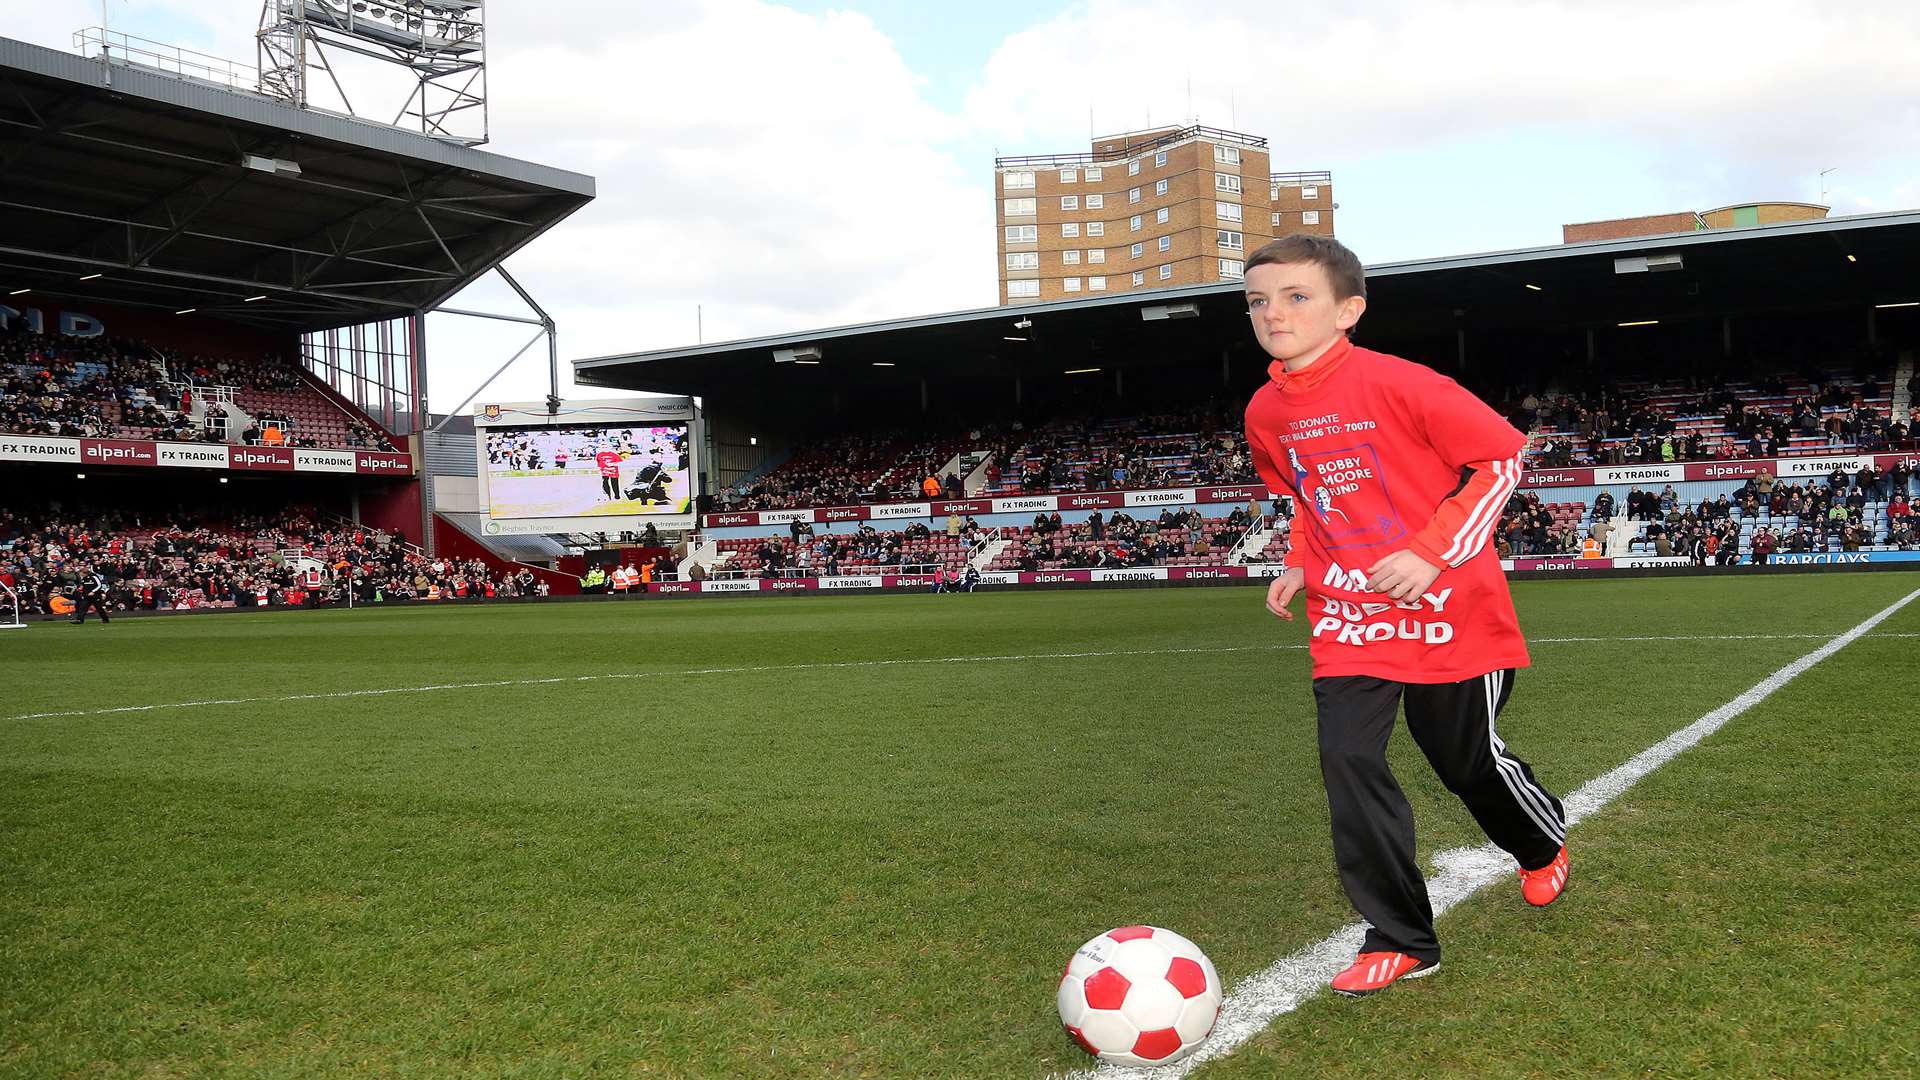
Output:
[1489, 670, 1562, 840]
[1485, 672, 1565, 843]
[1492, 671, 1565, 838]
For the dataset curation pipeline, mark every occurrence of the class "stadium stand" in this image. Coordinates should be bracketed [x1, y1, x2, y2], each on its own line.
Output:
[702, 505, 1288, 578]
[0, 504, 555, 615]
[714, 364, 1913, 517]
[1515, 366, 1910, 467]
[1, 324, 393, 451]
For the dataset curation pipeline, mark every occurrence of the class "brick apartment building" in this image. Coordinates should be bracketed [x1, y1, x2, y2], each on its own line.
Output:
[994, 124, 1334, 305]
[1563, 201, 1828, 243]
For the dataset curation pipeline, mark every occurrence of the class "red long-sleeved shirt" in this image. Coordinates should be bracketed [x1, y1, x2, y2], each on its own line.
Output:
[1245, 337, 1530, 682]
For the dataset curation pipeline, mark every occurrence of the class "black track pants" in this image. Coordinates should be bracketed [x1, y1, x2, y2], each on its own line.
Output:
[1313, 669, 1565, 964]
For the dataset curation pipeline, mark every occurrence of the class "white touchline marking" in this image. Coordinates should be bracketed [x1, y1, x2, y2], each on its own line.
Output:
[1059, 585, 1920, 1080]
[8, 632, 1920, 723]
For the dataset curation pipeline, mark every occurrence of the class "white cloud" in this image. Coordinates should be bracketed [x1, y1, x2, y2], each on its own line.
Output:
[966, 1, 1920, 166]
[963, 0, 1920, 257]
[9, 1, 996, 406]
[9, 1, 1920, 407]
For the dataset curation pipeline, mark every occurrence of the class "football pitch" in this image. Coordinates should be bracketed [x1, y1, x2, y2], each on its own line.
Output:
[3, 574, 1917, 1078]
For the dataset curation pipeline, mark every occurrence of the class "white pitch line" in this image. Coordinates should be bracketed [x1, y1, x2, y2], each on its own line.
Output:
[1064, 585, 1920, 1080]
[8, 632, 1920, 724]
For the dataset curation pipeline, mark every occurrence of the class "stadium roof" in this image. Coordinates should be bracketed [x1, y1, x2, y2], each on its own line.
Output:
[0, 36, 594, 331]
[575, 208, 1920, 402]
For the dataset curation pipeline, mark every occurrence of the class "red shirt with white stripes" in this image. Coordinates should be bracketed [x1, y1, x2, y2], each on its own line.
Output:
[1245, 337, 1530, 683]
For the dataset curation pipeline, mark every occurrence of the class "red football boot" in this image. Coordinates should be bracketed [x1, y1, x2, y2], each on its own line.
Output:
[1329, 950, 1439, 996]
[1518, 846, 1570, 907]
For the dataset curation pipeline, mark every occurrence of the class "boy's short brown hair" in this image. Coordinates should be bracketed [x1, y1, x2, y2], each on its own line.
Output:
[1245, 234, 1366, 301]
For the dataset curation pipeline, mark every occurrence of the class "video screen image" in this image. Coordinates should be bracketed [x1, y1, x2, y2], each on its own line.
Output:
[485, 424, 692, 518]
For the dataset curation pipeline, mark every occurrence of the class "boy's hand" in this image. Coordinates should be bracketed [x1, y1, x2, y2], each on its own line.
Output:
[1366, 550, 1442, 602]
[1266, 567, 1305, 620]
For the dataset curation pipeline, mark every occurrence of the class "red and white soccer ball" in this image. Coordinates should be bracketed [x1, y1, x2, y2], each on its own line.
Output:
[1056, 925, 1224, 1067]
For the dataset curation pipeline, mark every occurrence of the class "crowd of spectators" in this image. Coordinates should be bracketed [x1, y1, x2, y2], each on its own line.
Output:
[986, 404, 1259, 494]
[714, 430, 963, 511]
[715, 401, 1263, 513]
[1622, 463, 1919, 561]
[1517, 370, 1917, 469]
[0, 505, 559, 617]
[2, 324, 392, 450]
[1002, 506, 1251, 570]
[0, 328, 167, 438]
[711, 362, 1916, 518]
[1492, 492, 1587, 558]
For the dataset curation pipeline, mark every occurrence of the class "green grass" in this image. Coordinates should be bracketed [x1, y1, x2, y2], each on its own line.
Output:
[2, 575, 1916, 1078]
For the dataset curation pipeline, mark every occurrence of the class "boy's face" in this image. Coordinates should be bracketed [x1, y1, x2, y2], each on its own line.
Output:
[1245, 261, 1366, 368]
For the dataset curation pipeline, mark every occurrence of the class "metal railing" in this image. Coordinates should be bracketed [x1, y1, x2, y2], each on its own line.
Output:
[1228, 513, 1270, 565]
[967, 526, 1001, 570]
[73, 28, 257, 91]
[0, 580, 25, 629]
[995, 124, 1269, 169]
[1268, 171, 1334, 186]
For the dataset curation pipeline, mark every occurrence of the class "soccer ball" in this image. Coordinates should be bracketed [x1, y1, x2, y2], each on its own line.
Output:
[1056, 925, 1224, 1067]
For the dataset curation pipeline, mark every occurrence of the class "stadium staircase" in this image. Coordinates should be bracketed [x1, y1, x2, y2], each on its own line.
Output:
[958, 451, 995, 495]
[1228, 515, 1278, 566]
[969, 529, 1010, 572]
[1893, 351, 1915, 415]
[683, 534, 726, 577]
[1604, 516, 1636, 557]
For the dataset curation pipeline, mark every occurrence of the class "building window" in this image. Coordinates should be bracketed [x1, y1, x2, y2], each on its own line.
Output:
[1060, 168, 1078, 183]
[1155, 179, 1168, 196]
[1272, 212, 1282, 226]
[1088, 248, 1106, 264]
[1132, 271, 1145, 286]
[1129, 214, 1142, 231]
[1086, 166, 1102, 181]
[1061, 195, 1079, 210]
[1063, 249, 1081, 265]
[1154, 150, 1167, 168]
[1269, 184, 1280, 200]
[1130, 242, 1143, 259]
[1086, 194, 1104, 209]
[1158, 264, 1173, 280]
[1005, 251, 1039, 270]
[1302, 210, 1321, 225]
[1156, 207, 1169, 224]
[1003, 197, 1036, 216]
[1217, 230, 1243, 250]
[1087, 221, 1105, 236]
[1213, 145, 1240, 166]
[1089, 276, 1107, 291]
[1128, 160, 1141, 176]
[1064, 277, 1081, 292]
[1004, 225, 1037, 243]
[1219, 258, 1245, 279]
[1007, 279, 1039, 298]
[1215, 173, 1242, 193]
[1003, 170, 1034, 190]
[1062, 222, 1080, 238]
[1129, 187, 1142, 204]
[1217, 201, 1243, 222]
[1157, 235, 1171, 252]
[1302, 184, 1319, 200]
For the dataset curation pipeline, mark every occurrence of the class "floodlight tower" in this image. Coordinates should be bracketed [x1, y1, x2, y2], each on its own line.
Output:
[257, 0, 488, 146]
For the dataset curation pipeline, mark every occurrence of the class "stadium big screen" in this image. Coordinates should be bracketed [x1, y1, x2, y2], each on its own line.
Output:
[473, 398, 699, 535]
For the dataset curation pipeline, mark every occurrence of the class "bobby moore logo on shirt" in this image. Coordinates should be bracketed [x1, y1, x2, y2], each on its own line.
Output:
[1296, 444, 1407, 550]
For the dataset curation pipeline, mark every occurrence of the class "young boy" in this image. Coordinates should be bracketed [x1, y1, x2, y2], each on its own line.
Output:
[1241, 235, 1569, 996]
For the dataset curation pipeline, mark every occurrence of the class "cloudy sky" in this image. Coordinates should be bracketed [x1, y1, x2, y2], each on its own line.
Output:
[12, 1, 1920, 407]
